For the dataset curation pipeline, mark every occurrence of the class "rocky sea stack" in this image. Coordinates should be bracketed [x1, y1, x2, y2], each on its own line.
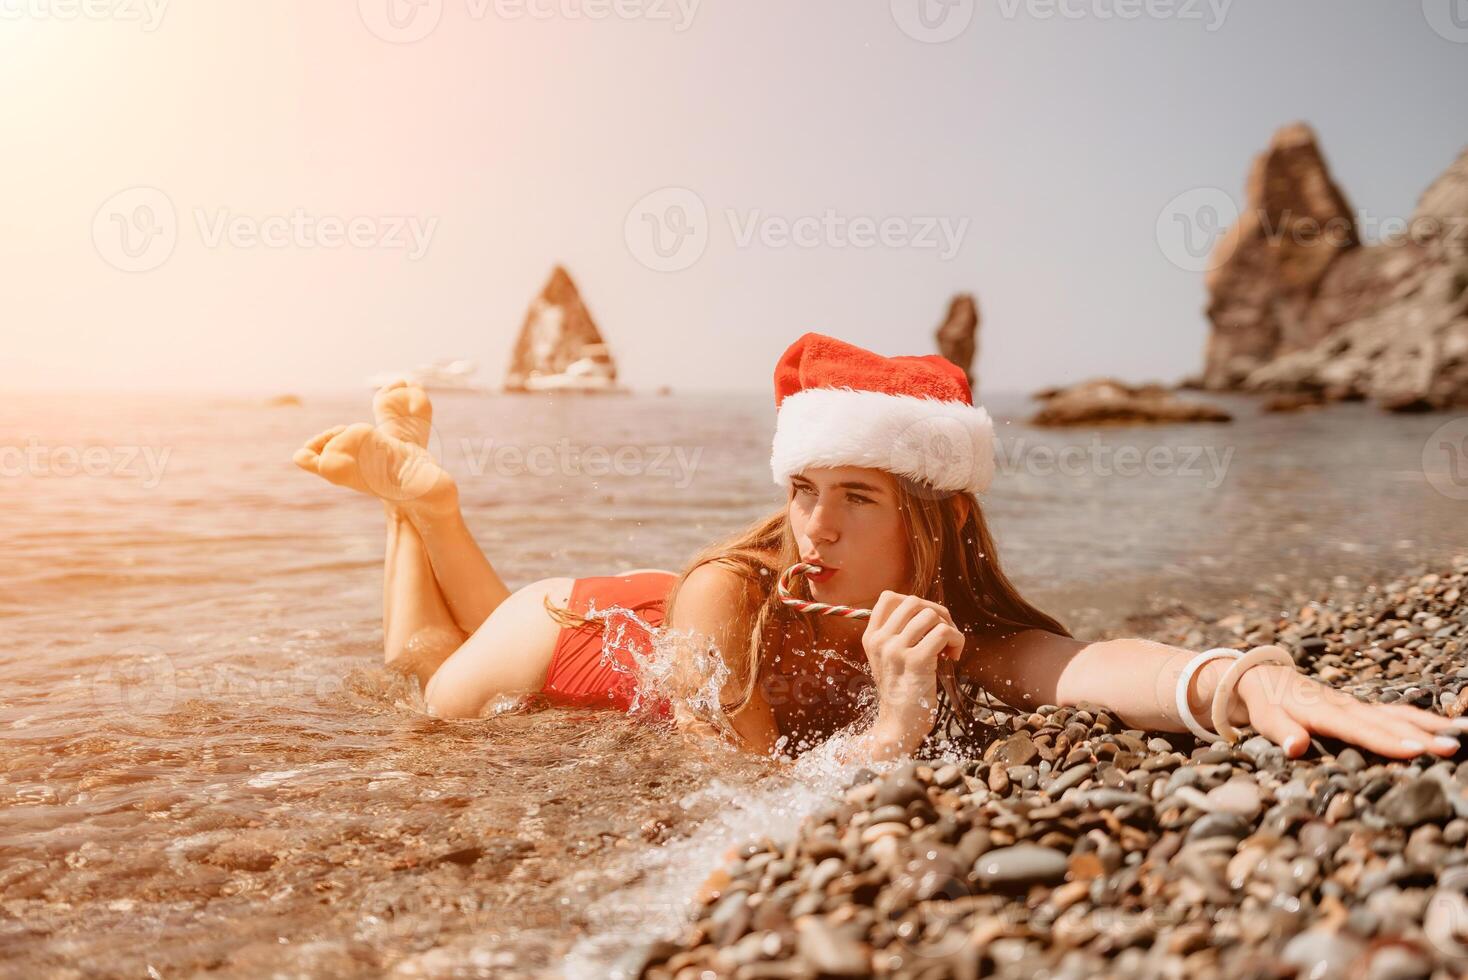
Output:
[1198, 124, 1468, 414]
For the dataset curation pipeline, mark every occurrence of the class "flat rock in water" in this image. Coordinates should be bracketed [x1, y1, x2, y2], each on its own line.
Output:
[1028, 378, 1232, 427]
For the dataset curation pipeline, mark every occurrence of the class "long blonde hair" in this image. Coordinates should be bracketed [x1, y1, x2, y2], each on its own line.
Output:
[546, 478, 1071, 744]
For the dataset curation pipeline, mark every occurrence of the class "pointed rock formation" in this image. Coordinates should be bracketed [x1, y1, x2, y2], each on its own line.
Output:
[1201, 123, 1360, 389]
[504, 266, 622, 393]
[1230, 145, 1468, 412]
[1198, 127, 1468, 412]
[1415, 146, 1468, 236]
[935, 294, 980, 391]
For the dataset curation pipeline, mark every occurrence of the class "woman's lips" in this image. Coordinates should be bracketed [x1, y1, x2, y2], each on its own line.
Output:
[806, 566, 838, 583]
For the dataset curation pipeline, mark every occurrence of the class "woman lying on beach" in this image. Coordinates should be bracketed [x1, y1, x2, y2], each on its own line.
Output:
[293, 332, 1468, 764]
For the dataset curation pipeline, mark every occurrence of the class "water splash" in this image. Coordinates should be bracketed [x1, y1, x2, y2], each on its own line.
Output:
[580, 600, 735, 737]
[559, 724, 907, 980]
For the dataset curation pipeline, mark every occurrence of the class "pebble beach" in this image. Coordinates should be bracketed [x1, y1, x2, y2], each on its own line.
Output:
[5, 393, 1467, 978]
[634, 554, 1468, 980]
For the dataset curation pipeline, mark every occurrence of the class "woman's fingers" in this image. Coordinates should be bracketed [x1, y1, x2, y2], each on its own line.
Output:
[868, 590, 903, 630]
[1375, 701, 1468, 735]
[1354, 703, 1462, 755]
[1244, 698, 1311, 757]
[1328, 697, 1463, 756]
[910, 624, 958, 663]
[895, 608, 944, 648]
[1287, 699, 1459, 760]
[942, 624, 965, 662]
[928, 603, 957, 630]
[889, 595, 936, 636]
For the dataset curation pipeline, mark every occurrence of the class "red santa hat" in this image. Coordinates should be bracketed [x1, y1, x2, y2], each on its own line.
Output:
[770, 332, 997, 496]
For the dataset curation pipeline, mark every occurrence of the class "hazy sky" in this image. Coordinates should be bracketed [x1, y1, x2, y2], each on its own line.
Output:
[4, 1, 1466, 396]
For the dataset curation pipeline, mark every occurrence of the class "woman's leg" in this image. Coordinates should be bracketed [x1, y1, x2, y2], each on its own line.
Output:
[400, 489, 512, 637]
[295, 384, 514, 638]
[370, 379, 513, 636]
[293, 384, 559, 713]
[382, 501, 466, 688]
[383, 494, 569, 715]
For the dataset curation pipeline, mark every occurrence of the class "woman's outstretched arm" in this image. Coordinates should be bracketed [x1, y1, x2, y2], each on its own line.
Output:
[963, 630, 1468, 760]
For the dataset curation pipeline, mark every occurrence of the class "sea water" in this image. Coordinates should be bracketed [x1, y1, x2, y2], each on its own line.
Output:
[2, 387, 1465, 976]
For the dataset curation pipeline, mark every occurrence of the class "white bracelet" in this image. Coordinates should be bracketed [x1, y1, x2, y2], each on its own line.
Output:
[1175, 647, 1242, 743]
[1211, 645, 1296, 744]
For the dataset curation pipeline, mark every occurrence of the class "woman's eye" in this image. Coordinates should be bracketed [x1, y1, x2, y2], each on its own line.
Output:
[795, 484, 816, 496]
[848, 495, 873, 505]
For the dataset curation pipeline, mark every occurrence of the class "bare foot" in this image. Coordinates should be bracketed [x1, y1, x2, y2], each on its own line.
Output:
[372, 379, 433, 448]
[293, 423, 456, 510]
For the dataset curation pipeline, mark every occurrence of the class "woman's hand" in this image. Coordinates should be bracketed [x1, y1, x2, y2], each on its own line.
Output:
[1235, 664, 1468, 760]
[861, 591, 966, 753]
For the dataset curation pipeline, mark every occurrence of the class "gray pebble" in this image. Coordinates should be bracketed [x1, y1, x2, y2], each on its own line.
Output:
[973, 844, 1069, 889]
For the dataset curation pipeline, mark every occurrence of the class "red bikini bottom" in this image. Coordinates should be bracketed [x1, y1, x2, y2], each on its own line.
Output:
[541, 570, 677, 719]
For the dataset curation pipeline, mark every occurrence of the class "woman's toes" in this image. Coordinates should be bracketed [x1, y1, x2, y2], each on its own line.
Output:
[308, 425, 349, 451]
[296, 421, 448, 503]
[294, 425, 350, 473]
[309, 423, 372, 488]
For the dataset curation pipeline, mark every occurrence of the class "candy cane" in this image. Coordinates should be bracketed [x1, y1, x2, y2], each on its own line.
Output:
[777, 562, 872, 620]
[780, 562, 970, 720]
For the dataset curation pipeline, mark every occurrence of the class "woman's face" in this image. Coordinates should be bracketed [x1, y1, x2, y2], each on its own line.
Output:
[787, 466, 914, 607]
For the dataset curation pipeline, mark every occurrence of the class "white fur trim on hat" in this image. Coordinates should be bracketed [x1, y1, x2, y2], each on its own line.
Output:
[770, 386, 996, 495]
